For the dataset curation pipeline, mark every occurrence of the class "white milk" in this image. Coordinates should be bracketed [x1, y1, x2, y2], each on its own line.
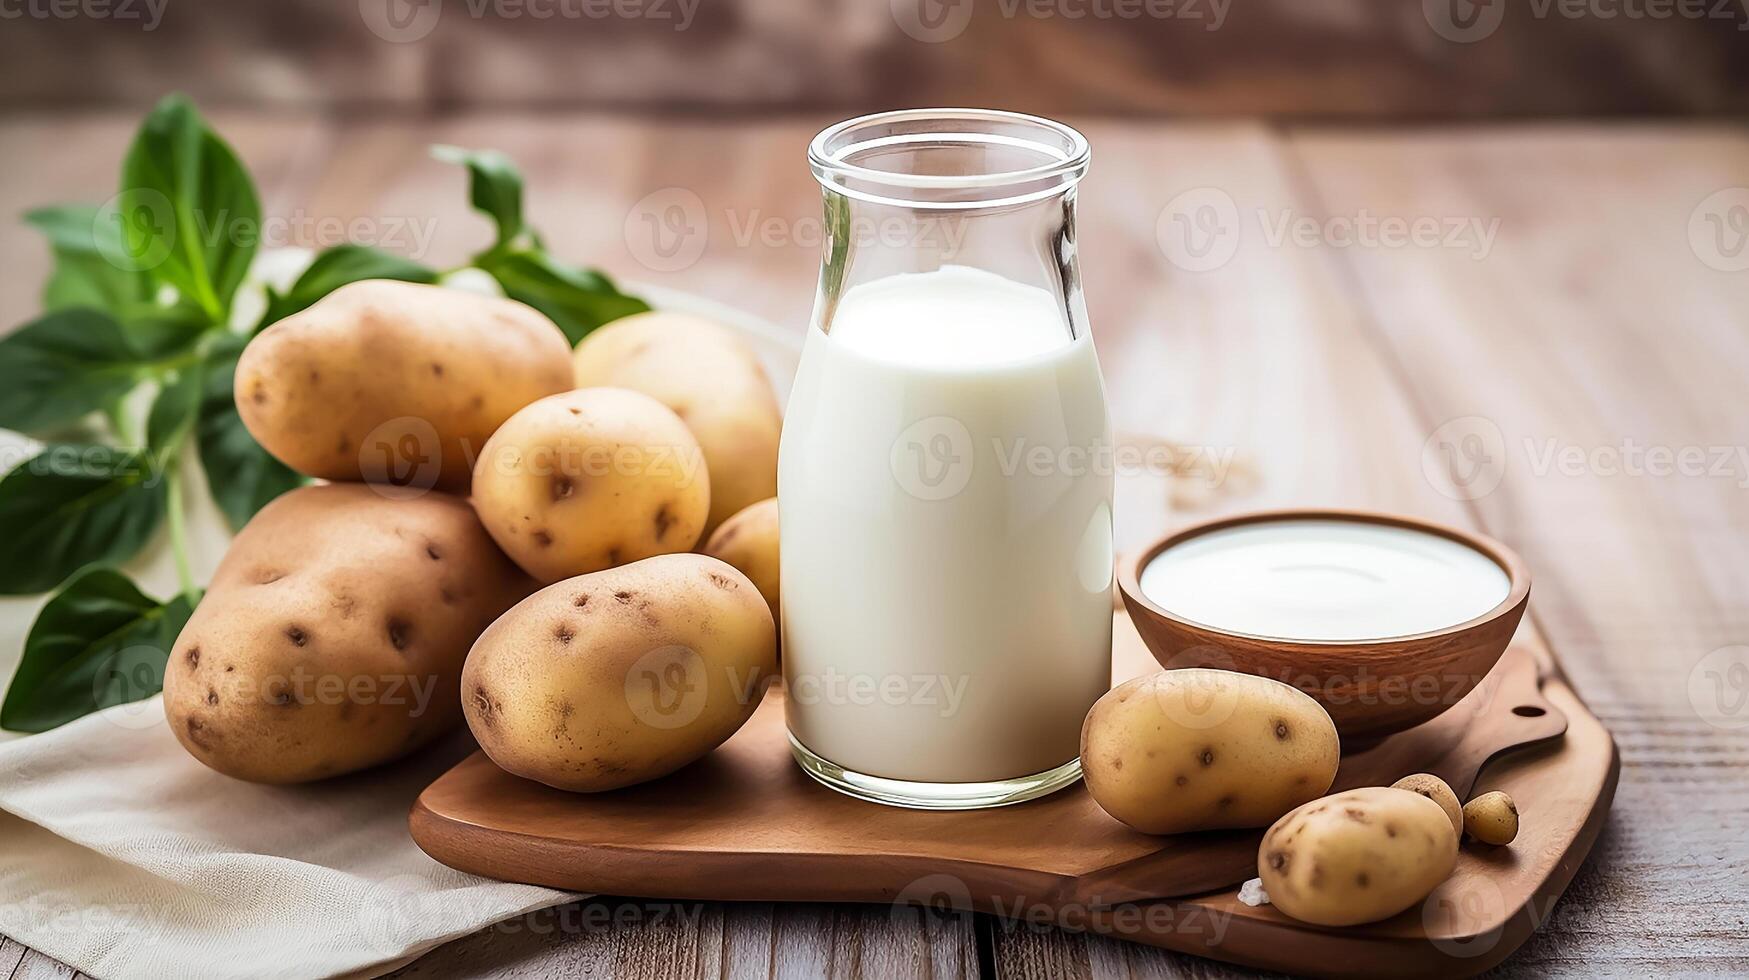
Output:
[1139, 519, 1511, 642]
[779, 266, 1114, 785]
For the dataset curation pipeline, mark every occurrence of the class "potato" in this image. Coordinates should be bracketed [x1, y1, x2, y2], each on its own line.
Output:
[462, 554, 777, 791]
[1392, 772, 1463, 837]
[1260, 787, 1459, 927]
[701, 497, 778, 625]
[1463, 790, 1520, 845]
[572, 311, 781, 533]
[236, 279, 573, 493]
[1081, 668, 1339, 835]
[163, 484, 533, 783]
[471, 387, 710, 582]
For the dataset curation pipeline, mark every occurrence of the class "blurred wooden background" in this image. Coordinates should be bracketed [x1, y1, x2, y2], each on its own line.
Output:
[3, 0, 1746, 118]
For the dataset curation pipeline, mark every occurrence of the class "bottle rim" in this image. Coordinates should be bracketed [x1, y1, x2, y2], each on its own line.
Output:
[808, 108, 1090, 210]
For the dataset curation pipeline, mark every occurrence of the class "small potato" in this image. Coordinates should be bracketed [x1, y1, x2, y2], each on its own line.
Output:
[471, 388, 710, 582]
[573, 311, 781, 533]
[163, 484, 533, 783]
[236, 280, 573, 493]
[1260, 787, 1459, 927]
[1081, 668, 1339, 835]
[701, 497, 778, 625]
[462, 554, 777, 791]
[1392, 773, 1463, 837]
[1463, 791, 1520, 845]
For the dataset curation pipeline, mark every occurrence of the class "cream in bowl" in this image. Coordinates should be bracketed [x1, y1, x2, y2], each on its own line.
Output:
[1137, 517, 1512, 642]
[1116, 510, 1531, 744]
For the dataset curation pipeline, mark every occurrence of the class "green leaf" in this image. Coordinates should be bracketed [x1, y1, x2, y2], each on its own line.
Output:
[478, 250, 651, 345]
[0, 445, 167, 595]
[433, 145, 525, 251]
[118, 94, 261, 320]
[25, 204, 152, 314]
[195, 333, 304, 530]
[0, 568, 198, 733]
[257, 244, 438, 330]
[146, 365, 203, 455]
[0, 308, 153, 434]
[117, 300, 213, 360]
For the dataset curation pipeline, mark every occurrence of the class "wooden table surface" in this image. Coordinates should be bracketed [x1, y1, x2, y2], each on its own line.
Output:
[1, 113, 1745, 978]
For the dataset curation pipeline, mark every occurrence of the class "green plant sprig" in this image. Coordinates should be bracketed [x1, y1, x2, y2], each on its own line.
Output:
[0, 94, 648, 732]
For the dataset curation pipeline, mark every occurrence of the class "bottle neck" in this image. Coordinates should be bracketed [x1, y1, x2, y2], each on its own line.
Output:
[815, 188, 1085, 343]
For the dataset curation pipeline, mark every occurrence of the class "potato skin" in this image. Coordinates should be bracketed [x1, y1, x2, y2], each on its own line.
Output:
[163, 484, 533, 783]
[1392, 773, 1463, 836]
[471, 387, 710, 582]
[1463, 791, 1520, 845]
[236, 280, 573, 493]
[572, 311, 781, 533]
[1260, 787, 1459, 927]
[462, 554, 777, 792]
[1081, 668, 1339, 835]
[701, 497, 778, 625]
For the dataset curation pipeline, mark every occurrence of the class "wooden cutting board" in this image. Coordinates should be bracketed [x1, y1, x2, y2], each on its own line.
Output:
[410, 612, 1616, 978]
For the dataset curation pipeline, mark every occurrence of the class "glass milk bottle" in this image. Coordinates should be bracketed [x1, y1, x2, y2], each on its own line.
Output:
[780, 110, 1114, 809]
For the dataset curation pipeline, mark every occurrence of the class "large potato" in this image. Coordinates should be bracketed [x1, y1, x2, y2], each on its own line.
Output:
[471, 387, 710, 582]
[701, 496, 778, 625]
[1259, 787, 1459, 927]
[1081, 668, 1339, 835]
[236, 279, 573, 493]
[572, 311, 781, 532]
[462, 554, 777, 791]
[163, 484, 533, 783]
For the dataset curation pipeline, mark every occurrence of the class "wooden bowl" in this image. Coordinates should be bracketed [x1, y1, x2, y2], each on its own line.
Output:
[1116, 508, 1531, 746]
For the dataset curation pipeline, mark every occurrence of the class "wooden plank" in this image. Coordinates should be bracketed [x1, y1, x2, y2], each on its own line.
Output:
[1285, 126, 1749, 976]
[0, 938, 30, 978]
[383, 899, 980, 979]
[3, 2, 1745, 118]
[3, 941, 75, 980]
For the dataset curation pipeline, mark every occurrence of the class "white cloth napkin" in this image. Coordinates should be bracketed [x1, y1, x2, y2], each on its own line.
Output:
[0, 697, 572, 980]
